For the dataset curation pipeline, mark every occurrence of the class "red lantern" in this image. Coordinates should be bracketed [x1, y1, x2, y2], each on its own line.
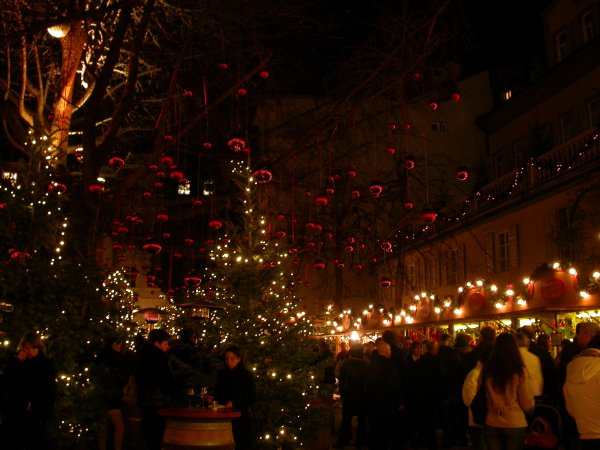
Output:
[428, 100, 439, 111]
[254, 168, 273, 183]
[109, 154, 126, 168]
[184, 273, 202, 288]
[389, 122, 397, 131]
[315, 193, 328, 206]
[218, 62, 229, 70]
[48, 181, 67, 193]
[336, 262, 345, 268]
[403, 122, 412, 130]
[161, 154, 174, 166]
[380, 241, 393, 252]
[347, 236, 356, 243]
[345, 245, 354, 252]
[208, 219, 223, 230]
[276, 229, 286, 238]
[89, 183, 103, 193]
[170, 170, 185, 180]
[403, 199, 414, 210]
[184, 238, 194, 246]
[347, 169, 357, 177]
[456, 166, 469, 181]
[163, 135, 173, 142]
[324, 230, 334, 240]
[325, 187, 335, 195]
[386, 144, 396, 154]
[259, 71, 270, 79]
[353, 263, 363, 270]
[192, 198, 203, 207]
[183, 90, 193, 97]
[237, 87, 247, 96]
[379, 277, 392, 287]
[351, 190, 360, 198]
[148, 164, 158, 171]
[202, 142, 212, 150]
[156, 213, 169, 223]
[275, 213, 285, 221]
[421, 208, 437, 223]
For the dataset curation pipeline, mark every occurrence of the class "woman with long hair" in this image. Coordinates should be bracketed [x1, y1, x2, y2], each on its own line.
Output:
[481, 332, 535, 450]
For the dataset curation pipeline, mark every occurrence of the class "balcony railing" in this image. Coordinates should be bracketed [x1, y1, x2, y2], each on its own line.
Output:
[475, 127, 599, 211]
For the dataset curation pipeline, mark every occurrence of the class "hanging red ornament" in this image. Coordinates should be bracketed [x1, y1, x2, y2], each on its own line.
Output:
[259, 70, 270, 79]
[313, 259, 326, 270]
[389, 122, 397, 131]
[117, 226, 129, 235]
[306, 241, 316, 248]
[208, 219, 223, 230]
[170, 170, 185, 180]
[336, 262, 345, 268]
[345, 245, 355, 252]
[275, 213, 285, 221]
[421, 208, 437, 223]
[218, 62, 229, 70]
[370, 257, 378, 263]
[324, 230, 334, 240]
[369, 181, 383, 197]
[404, 122, 412, 130]
[325, 188, 335, 195]
[379, 277, 392, 288]
[154, 181, 164, 188]
[380, 241, 393, 252]
[89, 183, 104, 193]
[262, 261, 276, 269]
[351, 190, 361, 198]
[109, 154, 126, 168]
[276, 229, 287, 238]
[455, 166, 469, 181]
[202, 142, 212, 150]
[237, 87, 247, 96]
[160, 154, 174, 166]
[412, 71, 421, 81]
[163, 232, 171, 239]
[347, 236, 356, 243]
[450, 90, 462, 102]
[386, 144, 396, 154]
[227, 134, 247, 152]
[173, 252, 182, 259]
[403, 199, 414, 210]
[156, 213, 169, 223]
[347, 169, 357, 177]
[428, 100, 439, 111]
[315, 193, 328, 206]
[184, 272, 202, 288]
[254, 166, 273, 183]
[48, 181, 67, 193]
[403, 156, 416, 170]
[143, 191, 152, 199]
[192, 198, 203, 207]
[156, 171, 166, 178]
[142, 241, 162, 256]
[353, 263, 363, 270]
[148, 164, 158, 171]
[184, 238, 194, 246]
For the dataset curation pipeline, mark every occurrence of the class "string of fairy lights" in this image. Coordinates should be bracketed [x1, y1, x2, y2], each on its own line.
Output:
[316, 262, 600, 335]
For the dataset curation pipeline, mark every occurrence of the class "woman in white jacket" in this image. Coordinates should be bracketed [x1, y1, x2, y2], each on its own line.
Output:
[563, 333, 600, 450]
[479, 333, 535, 450]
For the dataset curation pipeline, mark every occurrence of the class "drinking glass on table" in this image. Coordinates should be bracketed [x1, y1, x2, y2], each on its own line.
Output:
[200, 387, 208, 407]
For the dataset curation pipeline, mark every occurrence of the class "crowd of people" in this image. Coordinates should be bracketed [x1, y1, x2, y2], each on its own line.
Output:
[332, 322, 600, 450]
[0, 328, 256, 450]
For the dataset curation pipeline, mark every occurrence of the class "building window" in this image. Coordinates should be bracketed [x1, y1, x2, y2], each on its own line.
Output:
[425, 257, 437, 290]
[512, 137, 527, 168]
[431, 122, 448, 132]
[493, 148, 509, 177]
[497, 231, 510, 272]
[582, 10, 594, 44]
[487, 226, 519, 274]
[560, 111, 576, 142]
[447, 249, 458, 285]
[503, 90, 512, 101]
[555, 207, 571, 262]
[407, 264, 415, 289]
[555, 31, 567, 62]
[588, 97, 600, 128]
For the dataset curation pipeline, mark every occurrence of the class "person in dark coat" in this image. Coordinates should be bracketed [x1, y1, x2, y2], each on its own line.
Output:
[364, 340, 403, 450]
[438, 333, 468, 447]
[0, 331, 56, 450]
[334, 343, 368, 449]
[137, 329, 177, 450]
[215, 345, 256, 450]
[519, 326, 559, 401]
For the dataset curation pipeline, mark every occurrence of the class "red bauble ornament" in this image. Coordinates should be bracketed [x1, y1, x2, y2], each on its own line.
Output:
[208, 219, 223, 230]
[353, 263, 363, 270]
[183, 90, 193, 97]
[344, 245, 354, 252]
[386, 144, 396, 154]
[48, 181, 67, 193]
[403, 122, 412, 130]
[325, 187, 334, 195]
[380, 241, 393, 252]
[324, 231, 334, 240]
[404, 200, 414, 210]
[237, 87, 247, 96]
[450, 91, 462, 102]
[421, 209, 437, 223]
[184, 273, 202, 288]
[336, 262, 345, 268]
[428, 100, 439, 111]
[89, 183, 103, 193]
[218, 62, 229, 70]
[142, 242, 162, 256]
[456, 166, 469, 181]
[351, 190, 360, 198]
[276, 229, 286, 238]
[109, 154, 126, 168]
[347, 169, 357, 177]
[389, 122, 397, 131]
[254, 168, 273, 183]
[156, 171, 166, 178]
[403, 156, 416, 170]
[170, 170, 185, 180]
[313, 260, 326, 270]
[227, 135, 247, 152]
[202, 142, 212, 150]
[161, 154, 174, 166]
[148, 164, 158, 171]
[163, 135, 174, 142]
[156, 213, 169, 223]
[184, 238, 194, 246]
[143, 191, 152, 198]
[315, 193, 328, 206]
[369, 182, 383, 197]
[259, 71, 270, 79]
[275, 213, 285, 221]
[192, 198, 203, 207]
[379, 277, 392, 287]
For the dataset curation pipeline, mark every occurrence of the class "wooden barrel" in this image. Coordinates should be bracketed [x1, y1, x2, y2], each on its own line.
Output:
[159, 408, 240, 450]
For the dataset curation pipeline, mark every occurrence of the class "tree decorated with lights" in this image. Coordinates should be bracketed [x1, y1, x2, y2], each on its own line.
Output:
[188, 156, 334, 449]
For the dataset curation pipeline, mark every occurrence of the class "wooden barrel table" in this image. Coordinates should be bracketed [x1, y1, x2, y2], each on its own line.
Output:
[159, 407, 241, 450]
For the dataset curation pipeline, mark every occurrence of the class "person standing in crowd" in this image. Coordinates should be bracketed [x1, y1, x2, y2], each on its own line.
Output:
[96, 334, 132, 450]
[563, 333, 600, 450]
[215, 345, 256, 450]
[463, 344, 495, 450]
[516, 331, 544, 398]
[558, 322, 600, 450]
[518, 326, 558, 400]
[438, 333, 468, 448]
[364, 340, 403, 450]
[0, 331, 57, 450]
[333, 343, 368, 449]
[137, 329, 177, 450]
[482, 333, 535, 450]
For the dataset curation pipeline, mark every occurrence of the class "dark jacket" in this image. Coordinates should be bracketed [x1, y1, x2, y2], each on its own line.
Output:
[338, 356, 368, 412]
[137, 344, 177, 408]
[437, 345, 464, 394]
[215, 363, 255, 415]
[365, 353, 403, 413]
[96, 347, 131, 409]
[1, 352, 56, 421]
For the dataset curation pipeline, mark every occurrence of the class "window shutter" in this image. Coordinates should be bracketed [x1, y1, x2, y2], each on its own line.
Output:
[508, 224, 520, 271]
[484, 233, 495, 274]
